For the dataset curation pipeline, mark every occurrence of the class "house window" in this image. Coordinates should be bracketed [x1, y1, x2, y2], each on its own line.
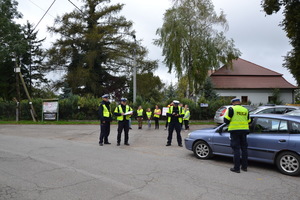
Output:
[241, 96, 248, 104]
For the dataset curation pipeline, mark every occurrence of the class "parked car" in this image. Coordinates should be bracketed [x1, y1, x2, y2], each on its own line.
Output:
[214, 105, 256, 124]
[284, 109, 300, 116]
[185, 114, 300, 176]
[249, 105, 300, 115]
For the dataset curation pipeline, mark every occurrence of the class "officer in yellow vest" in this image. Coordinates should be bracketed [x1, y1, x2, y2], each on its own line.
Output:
[114, 98, 133, 146]
[98, 94, 112, 146]
[224, 98, 250, 173]
[166, 100, 184, 147]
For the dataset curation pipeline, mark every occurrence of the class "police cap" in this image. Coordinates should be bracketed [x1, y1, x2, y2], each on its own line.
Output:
[231, 98, 240, 103]
[120, 98, 127, 102]
[102, 94, 109, 98]
[173, 100, 180, 104]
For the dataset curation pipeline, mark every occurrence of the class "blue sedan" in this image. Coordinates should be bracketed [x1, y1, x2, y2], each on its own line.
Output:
[184, 114, 300, 176]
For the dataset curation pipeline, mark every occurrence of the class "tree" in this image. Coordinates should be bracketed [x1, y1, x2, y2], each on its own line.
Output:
[135, 72, 164, 102]
[47, 0, 158, 97]
[201, 77, 218, 100]
[0, 0, 27, 100]
[155, 0, 241, 94]
[20, 21, 48, 97]
[261, 0, 300, 85]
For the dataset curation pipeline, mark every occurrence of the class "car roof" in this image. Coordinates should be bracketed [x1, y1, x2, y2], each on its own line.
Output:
[254, 105, 300, 109]
[250, 114, 300, 122]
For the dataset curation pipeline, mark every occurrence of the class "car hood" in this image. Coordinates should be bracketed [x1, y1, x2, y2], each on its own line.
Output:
[188, 126, 218, 138]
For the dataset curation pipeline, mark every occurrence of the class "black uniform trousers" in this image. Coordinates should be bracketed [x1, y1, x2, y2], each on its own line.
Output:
[230, 132, 248, 170]
[117, 120, 129, 144]
[184, 120, 189, 130]
[167, 121, 182, 145]
[99, 121, 110, 144]
[154, 117, 159, 129]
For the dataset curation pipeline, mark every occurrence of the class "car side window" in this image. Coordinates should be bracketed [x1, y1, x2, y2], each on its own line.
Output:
[254, 118, 271, 132]
[258, 108, 275, 114]
[254, 118, 288, 133]
[278, 120, 288, 133]
[290, 122, 300, 134]
[275, 108, 287, 114]
[285, 108, 296, 113]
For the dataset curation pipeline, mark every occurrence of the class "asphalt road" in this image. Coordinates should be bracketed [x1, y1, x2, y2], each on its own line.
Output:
[0, 123, 299, 200]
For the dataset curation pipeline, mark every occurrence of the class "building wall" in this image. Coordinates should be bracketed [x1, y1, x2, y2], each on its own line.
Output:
[215, 89, 294, 105]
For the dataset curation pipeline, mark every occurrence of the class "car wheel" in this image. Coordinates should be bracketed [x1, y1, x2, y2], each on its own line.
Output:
[276, 151, 300, 176]
[193, 141, 212, 159]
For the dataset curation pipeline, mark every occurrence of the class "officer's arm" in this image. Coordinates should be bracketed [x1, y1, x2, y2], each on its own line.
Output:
[114, 106, 122, 116]
[224, 107, 233, 124]
[99, 105, 104, 120]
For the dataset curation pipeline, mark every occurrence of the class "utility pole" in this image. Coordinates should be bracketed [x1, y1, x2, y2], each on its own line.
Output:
[132, 34, 137, 103]
[13, 57, 20, 122]
[14, 58, 37, 122]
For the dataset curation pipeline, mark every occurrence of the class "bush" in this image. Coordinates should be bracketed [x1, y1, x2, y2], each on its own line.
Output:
[0, 95, 234, 121]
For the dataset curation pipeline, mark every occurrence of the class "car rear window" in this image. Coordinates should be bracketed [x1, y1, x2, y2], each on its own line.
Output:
[217, 107, 227, 112]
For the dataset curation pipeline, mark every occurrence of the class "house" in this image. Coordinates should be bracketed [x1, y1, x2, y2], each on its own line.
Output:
[210, 58, 298, 105]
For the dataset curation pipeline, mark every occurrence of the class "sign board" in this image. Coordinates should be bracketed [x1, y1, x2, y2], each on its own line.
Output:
[42, 101, 59, 121]
[162, 107, 169, 116]
[200, 103, 209, 107]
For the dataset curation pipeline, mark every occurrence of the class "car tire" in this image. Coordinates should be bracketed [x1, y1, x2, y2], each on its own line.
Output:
[193, 141, 212, 159]
[276, 151, 300, 176]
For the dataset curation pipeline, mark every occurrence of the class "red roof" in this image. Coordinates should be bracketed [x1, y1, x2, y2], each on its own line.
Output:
[210, 58, 297, 89]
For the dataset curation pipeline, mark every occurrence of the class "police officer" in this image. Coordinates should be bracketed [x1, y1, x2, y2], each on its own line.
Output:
[114, 98, 133, 146]
[98, 94, 112, 146]
[166, 100, 184, 147]
[224, 98, 250, 173]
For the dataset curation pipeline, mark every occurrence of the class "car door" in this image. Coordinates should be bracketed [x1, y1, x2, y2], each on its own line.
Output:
[211, 125, 232, 156]
[247, 117, 290, 163]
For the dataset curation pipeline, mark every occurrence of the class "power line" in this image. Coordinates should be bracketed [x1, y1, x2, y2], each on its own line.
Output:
[32, 0, 57, 32]
[26, 0, 56, 19]
[67, 0, 85, 15]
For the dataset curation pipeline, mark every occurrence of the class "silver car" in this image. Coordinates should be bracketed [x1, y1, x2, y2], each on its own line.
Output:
[214, 105, 255, 124]
[250, 105, 300, 115]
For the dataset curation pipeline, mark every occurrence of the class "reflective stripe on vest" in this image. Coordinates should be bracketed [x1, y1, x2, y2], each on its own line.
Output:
[224, 105, 250, 131]
[167, 106, 184, 123]
[154, 109, 161, 118]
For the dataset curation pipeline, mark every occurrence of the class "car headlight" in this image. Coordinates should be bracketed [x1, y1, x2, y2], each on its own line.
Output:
[187, 132, 192, 138]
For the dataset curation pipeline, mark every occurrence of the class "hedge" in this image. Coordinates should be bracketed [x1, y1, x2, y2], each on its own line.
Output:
[0, 96, 231, 121]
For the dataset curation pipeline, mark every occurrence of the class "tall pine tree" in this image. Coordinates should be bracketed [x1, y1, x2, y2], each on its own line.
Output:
[47, 0, 158, 98]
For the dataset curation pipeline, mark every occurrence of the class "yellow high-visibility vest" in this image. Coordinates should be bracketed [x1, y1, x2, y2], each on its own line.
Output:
[167, 106, 184, 123]
[154, 109, 161, 118]
[114, 105, 132, 121]
[102, 104, 111, 117]
[224, 105, 250, 131]
[146, 111, 152, 119]
[137, 109, 143, 117]
[183, 110, 190, 120]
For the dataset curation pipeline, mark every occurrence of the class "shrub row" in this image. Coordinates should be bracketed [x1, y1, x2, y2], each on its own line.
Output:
[0, 96, 230, 121]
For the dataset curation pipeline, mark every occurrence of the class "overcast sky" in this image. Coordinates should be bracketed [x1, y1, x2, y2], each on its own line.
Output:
[16, 0, 296, 86]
